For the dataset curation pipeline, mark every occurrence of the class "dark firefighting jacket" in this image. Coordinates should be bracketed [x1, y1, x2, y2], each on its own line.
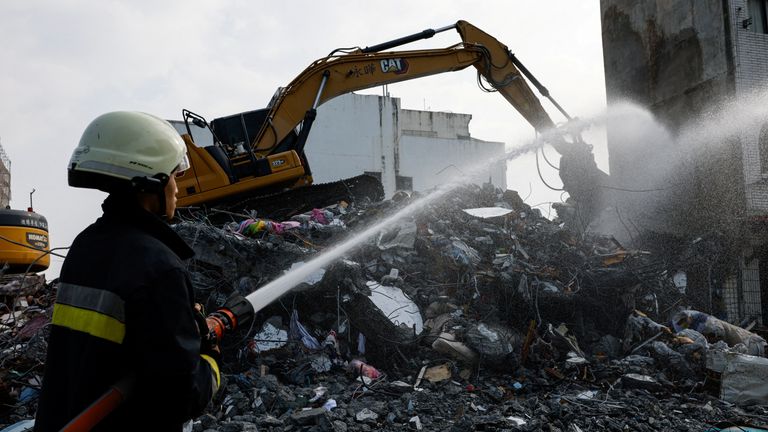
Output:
[35, 194, 218, 431]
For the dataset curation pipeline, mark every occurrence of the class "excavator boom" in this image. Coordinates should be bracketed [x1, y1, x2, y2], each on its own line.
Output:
[252, 20, 559, 155]
[176, 20, 605, 220]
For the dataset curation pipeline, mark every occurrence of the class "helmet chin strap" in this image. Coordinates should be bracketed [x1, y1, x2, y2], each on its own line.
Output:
[131, 175, 170, 219]
[156, 190, 169, 220]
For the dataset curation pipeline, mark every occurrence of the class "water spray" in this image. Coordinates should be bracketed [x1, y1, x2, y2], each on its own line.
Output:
[243, 139, 543, 314]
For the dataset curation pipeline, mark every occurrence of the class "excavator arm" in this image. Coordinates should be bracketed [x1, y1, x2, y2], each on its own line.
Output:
[253, 20, 563, 155]
[177, 20, 607, 222]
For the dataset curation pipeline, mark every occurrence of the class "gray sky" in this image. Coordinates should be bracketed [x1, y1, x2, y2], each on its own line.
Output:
[0, 1, 608, 276]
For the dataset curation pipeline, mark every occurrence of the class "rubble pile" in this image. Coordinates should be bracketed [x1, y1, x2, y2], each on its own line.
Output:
[0, 274, 52, 425]
[2, 183, 768, 430]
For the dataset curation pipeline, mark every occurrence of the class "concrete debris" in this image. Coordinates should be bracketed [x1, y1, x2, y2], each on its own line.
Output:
[621, 373, 661, 391]
[290, 407, 327, 425]
[354, 407, 378, 422]
[3, 183, 768, 429]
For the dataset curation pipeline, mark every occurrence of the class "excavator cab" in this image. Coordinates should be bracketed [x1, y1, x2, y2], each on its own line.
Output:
[177, 109, 311, 208]
[210, 108, 307, 176]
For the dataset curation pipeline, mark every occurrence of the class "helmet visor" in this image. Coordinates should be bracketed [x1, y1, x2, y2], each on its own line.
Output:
[174, 154, 190, 176]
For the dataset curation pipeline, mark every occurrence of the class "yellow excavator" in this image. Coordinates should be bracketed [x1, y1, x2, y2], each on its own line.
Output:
[176, 20, 607, 219]
[0, 205, 50, 273]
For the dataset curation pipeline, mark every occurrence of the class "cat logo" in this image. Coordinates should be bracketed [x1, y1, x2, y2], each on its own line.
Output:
[26, 232, 49, 249]
[380, 58, 409, 75]
[271, 159, 286, 168]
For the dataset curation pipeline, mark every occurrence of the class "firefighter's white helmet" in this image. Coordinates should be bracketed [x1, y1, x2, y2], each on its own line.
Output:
[68, 111, 189, 192]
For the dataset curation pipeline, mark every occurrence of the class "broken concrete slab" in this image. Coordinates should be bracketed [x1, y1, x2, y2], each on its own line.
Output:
[290, 407, 328, 426]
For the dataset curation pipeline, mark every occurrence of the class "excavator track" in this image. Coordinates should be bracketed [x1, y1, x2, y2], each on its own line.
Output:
[183, 174, 384, 223]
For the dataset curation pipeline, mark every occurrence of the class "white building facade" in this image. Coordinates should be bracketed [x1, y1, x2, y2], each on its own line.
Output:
[306, 93, 506, 198]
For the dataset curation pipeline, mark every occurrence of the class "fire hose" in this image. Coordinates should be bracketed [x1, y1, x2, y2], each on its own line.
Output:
[60, 293, 255, 432]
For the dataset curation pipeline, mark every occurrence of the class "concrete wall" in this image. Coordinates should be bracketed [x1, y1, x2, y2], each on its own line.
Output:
[729, 1, 768, 325]
[601, 0, 768, 323]
[729, 0, 768, 213]
[399, 134, 506, 193]
[600, 0, 746, 236]
[306, 93, 506, 197]
[303, 93, 391, 190]
[602, 1, 732, 112]
[400, 109, 472, 140]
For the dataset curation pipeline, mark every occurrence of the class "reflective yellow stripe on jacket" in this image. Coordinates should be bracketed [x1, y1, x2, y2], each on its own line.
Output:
[52, 283, 126, 344]
[200, 354, 220, 395]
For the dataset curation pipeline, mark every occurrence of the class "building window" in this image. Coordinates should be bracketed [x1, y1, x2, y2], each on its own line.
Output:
[395, 175, 413, 191]
[760, 123, 768, 174]
[747, 0, 768, 33]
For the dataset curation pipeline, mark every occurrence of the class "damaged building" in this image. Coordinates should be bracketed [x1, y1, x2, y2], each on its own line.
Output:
[305, 93, 507, 197]
[600, 0, 768, 325]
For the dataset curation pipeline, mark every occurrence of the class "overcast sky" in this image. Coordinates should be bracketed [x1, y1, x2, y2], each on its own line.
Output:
[0, 1, 608, 277]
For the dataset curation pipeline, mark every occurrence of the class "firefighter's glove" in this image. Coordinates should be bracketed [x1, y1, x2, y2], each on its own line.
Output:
[194, 303, 221, 362]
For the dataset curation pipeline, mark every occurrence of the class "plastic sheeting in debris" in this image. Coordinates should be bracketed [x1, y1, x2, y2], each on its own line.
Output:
[462, 207, 514, 219]
[441, 238, 481, 267]
[673, 310, 767, 356]
[721, 353, 768, 405]
[706, 341, 732, 373]
[366, 282, 423, 334]
[290, 310, 321, 350]
[464, 322, 520, 366]
[252, 319, 289, 353]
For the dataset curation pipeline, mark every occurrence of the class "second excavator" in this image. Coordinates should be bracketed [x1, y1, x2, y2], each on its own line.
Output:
[175, 20, 608, 220]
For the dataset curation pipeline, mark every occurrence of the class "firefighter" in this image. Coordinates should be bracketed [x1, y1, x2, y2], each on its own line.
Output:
[35, 111, 219, 431]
